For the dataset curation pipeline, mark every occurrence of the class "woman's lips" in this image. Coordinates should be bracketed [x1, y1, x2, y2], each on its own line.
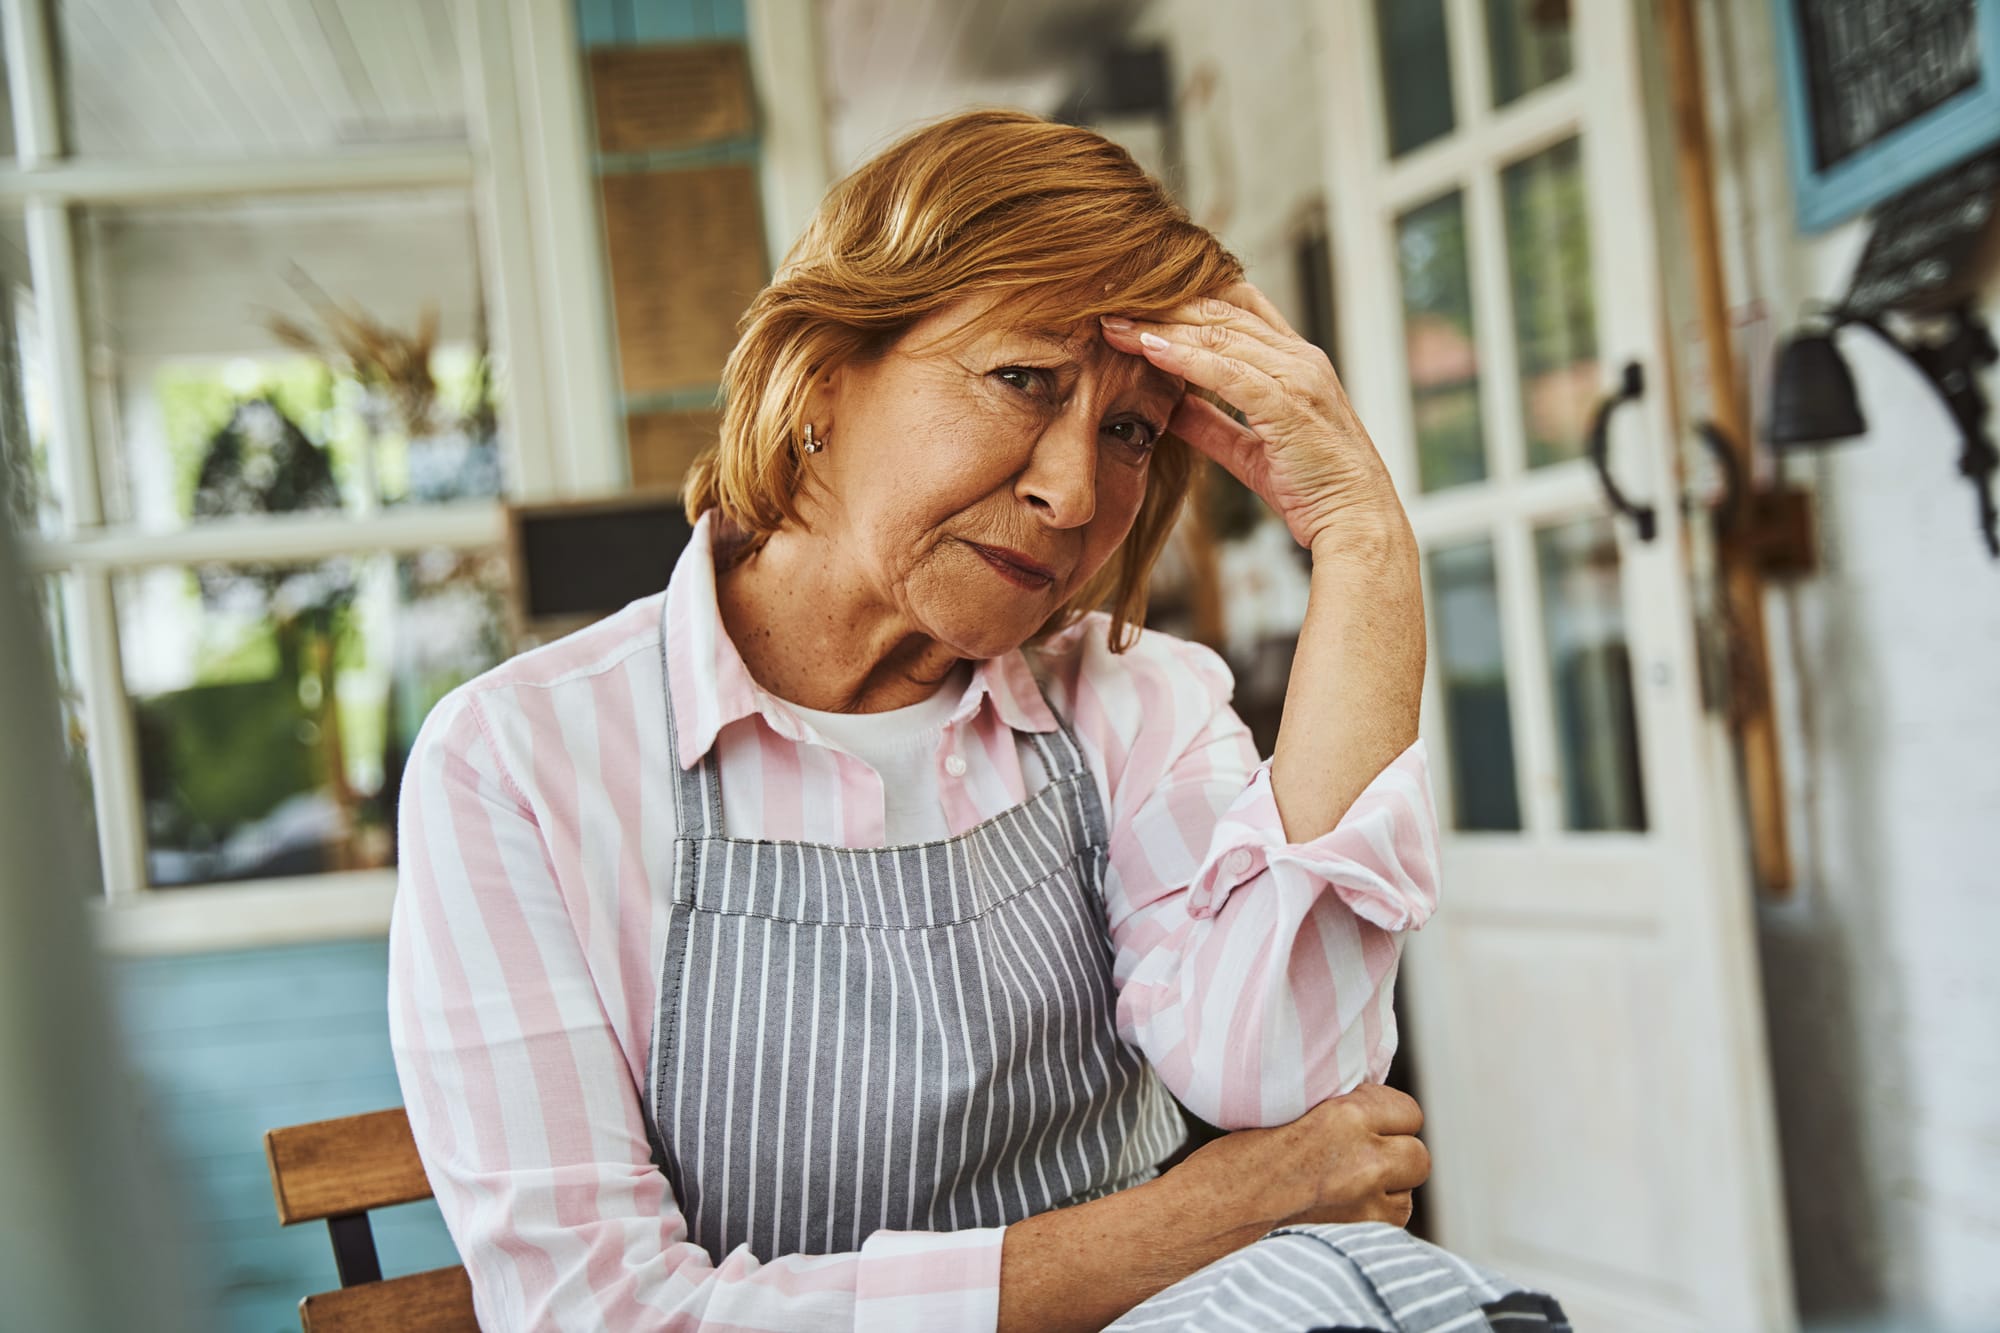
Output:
[965, 542, 1056, 590]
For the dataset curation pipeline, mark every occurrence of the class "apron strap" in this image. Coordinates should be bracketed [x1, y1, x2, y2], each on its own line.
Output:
[1023, 714, 1088, 784]
[1023, 704, 1110, 857]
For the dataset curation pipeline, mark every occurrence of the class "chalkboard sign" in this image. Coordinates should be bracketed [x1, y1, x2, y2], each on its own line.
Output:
[505, 493, 692, 642]
[1775, 0, 2000, 230]
[1845, 146, 2000, 313]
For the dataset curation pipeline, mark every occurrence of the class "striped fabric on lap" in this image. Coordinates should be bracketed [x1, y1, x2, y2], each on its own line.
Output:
[1104, 1223, 1572, 1333]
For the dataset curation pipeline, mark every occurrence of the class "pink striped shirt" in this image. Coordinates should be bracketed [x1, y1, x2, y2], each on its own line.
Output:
[387, 513, 1440, 1331]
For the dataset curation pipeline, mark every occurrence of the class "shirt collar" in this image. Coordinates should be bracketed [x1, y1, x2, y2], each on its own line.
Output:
[664, 513, 1058, 771]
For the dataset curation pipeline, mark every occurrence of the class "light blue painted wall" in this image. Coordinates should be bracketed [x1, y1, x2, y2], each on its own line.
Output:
[113, 939, 458, 1333]
[578, 0, 749, 47]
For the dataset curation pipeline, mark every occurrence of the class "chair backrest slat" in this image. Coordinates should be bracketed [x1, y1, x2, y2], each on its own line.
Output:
[265, 1108, 434, 1226]
[267, 1107, 477, 1330]
[299, 1266, 477, 1333]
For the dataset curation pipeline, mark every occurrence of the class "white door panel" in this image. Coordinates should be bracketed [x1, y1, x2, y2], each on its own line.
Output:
[1313, 0, 1793, 1327]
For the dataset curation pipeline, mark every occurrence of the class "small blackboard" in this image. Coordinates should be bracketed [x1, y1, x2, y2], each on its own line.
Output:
[1846, 146, 2000, 313]
[506, 493, 692, 639]
[1800, 0, 1979, 171]
[1776, 0, 2000, 230]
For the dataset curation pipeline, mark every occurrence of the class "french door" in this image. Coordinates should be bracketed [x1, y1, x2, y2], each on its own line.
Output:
[1314, 2, 1793, 1328]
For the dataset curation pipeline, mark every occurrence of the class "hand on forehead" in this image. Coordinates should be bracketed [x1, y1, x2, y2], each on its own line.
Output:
[905, 300, 1186, 413]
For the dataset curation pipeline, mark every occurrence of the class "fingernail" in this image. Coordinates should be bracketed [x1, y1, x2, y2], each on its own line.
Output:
[1099, 316, 1135, 333]
[1139, 331, 1170, 352]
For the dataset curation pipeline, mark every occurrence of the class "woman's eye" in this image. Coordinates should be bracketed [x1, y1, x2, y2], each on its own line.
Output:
[1104, 419, 1162, 454]
[993, 366, 1049, 394]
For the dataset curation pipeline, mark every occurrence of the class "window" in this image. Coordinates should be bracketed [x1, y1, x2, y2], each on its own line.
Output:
[5, 2, 605, 949]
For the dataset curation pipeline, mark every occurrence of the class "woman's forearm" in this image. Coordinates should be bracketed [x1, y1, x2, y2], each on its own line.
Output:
[1268, 515, 1426, 844]
[996, 1085, 1431, 1331]
[996, 1161, 1275, 1332]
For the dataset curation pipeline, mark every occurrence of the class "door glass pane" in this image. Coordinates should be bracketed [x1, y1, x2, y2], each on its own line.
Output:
[83, 190, 501, 530]
[1429, 539, 1521, 831]
[1398, 191, 1486, 491]
[1487, 0, 1574, 106]
[54, 0, 467, 159]
[118, 548, 510, 888]
[1504, 137, 1599, 469]
[1536, 517, 1646, 832]
[1376, 0, 1456, 156]
[2, 215, 63, 536]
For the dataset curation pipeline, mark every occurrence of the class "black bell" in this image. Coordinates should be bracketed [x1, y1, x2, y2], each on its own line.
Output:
[1766, 330, 1868, 448]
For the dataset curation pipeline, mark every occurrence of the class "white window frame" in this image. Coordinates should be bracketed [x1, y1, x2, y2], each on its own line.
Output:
[1, 0, 620, 955]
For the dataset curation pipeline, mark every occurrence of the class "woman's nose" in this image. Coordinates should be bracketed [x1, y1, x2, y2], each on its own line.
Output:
[1016, 412, 1098, 529]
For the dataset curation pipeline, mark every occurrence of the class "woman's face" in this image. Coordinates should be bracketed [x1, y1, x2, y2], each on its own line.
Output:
[805, 296, 1185, 660]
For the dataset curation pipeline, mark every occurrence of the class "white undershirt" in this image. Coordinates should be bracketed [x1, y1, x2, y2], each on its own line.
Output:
[788, 670, 970, 844]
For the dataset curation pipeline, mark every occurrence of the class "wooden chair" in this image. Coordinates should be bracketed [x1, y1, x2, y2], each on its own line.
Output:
[264, 1108, 478, 1331]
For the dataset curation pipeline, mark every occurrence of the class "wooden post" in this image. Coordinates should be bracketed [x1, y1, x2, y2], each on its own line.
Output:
[1658, 0, 1794, 892]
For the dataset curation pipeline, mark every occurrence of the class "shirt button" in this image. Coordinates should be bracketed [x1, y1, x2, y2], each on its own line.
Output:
[944, 754, 968, 778]
[1222, 848, 1254, 877]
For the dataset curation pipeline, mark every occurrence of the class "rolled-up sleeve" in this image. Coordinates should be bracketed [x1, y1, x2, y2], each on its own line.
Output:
[388, 689, 1005, 1332]
[1092, 637, 1440, 1132]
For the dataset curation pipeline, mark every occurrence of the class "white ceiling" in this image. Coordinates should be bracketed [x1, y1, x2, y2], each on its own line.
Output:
[94, 190, 485, 365]
[55, 0, 466, 158]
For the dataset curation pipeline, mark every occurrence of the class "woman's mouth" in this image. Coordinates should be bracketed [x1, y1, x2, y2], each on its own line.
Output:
[964, 542, 1057, 591]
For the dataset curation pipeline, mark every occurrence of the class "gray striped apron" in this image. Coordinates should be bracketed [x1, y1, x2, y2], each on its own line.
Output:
[646, 636, 1187, 1263]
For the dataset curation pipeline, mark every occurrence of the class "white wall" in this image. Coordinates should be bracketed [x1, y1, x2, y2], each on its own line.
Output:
[1662, 2, 2000, 1326]
[1128, 0, 1329, 328]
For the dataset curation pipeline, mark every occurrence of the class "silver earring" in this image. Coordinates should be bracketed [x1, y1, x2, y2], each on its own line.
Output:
[802, 423, 823, 454]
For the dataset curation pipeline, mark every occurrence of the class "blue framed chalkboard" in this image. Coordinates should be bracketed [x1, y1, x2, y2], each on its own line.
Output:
[1774, 0, 2000, 231]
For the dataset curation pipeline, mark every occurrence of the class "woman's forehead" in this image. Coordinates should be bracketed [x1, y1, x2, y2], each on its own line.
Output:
[909, 299, 1184, 397]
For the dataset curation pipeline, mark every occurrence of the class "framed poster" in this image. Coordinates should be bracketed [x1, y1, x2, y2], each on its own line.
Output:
[1774, 0, 2000, 230]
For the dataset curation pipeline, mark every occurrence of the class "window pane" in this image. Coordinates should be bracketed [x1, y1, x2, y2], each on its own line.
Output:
[1376, 0, 1456, 156]
[1, 22, 16, 160]
[36, 572, 97, 866]
[1398, 191, 1486, 491]
[2, 215, 63, 536]
[1536, 517, 1646, 832]
[1504, 137, 1598, 469]
[1429, 539, 1521, 831]
[83, 190, 501, 529]
[55, 0, 467, 159]
[1487, 0, 1573, 106]
[118, 547, 510, 887]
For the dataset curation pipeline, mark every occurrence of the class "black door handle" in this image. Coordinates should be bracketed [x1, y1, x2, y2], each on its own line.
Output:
[1587, 361, 1657, 542]
[1694, 419, 1744, 537]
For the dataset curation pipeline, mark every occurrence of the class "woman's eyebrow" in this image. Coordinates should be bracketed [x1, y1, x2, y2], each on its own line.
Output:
[1004, 327, 1085, 354]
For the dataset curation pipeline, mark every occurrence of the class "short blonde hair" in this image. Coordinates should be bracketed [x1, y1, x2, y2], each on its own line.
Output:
[684, 108, 1243, 650]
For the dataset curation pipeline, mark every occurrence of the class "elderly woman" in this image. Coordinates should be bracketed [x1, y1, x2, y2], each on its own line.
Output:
[389, 111, 1563, 1332]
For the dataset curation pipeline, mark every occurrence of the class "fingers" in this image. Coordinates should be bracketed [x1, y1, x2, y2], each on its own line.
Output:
[1101, 314, 1302, 385]
[1168, 394, 1266, 479]
[1337, 1082, 1425, 1137]
[1102, 323, 1292, 424]
[1378, 1133, 1432, 1195]
[1222, 281, 1302, 341]
[1101, 282, 1301, 357]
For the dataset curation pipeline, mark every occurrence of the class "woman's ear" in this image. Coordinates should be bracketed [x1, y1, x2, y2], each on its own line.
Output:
[802, 365, 841, 436]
